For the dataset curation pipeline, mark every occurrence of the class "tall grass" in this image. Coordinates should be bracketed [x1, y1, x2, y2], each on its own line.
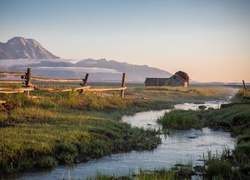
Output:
[0, 90, 164, 175]
[0, 86, 239, 176]
[231, 89, 250, 103]
[157, 110, 204, 130]
[129, 86, 233, 103]
[157, 89, 250, 179]
[0, 113, 161, 174]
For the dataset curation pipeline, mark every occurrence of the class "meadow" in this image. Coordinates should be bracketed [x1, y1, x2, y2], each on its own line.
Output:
[0, 84, 245, 179]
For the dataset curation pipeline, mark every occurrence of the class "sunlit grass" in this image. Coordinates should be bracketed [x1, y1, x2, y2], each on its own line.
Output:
[127, 86, 233, 104]
[0, 85, 239, 176]
[0, 90, 162, 174]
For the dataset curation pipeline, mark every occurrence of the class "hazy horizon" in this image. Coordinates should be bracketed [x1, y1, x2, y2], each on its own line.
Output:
[1, 0, 250, 83]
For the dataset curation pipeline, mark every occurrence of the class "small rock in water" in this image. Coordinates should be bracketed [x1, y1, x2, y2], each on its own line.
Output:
[193, 165, 205, 173]
[198, 105, 206, 110]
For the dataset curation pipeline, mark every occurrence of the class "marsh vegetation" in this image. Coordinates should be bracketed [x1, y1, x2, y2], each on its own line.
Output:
[0, 85, 248, 179]
[156, 89, 250, 179]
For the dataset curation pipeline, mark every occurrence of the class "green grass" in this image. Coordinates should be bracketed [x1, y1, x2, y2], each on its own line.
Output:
[157, 109, 204, 130]
[87, 169, 175, 180]
[0, 109, 161, 174]
[231, 89, 250, 103]
[0, 90, 163, 175]
[0, 85, 238, 177]
[113, 88, 249, 179]
[127, 86, 233, 104]
[156, 89, 250, 179]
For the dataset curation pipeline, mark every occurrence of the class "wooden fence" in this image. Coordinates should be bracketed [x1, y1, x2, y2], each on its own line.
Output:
[242, 80, 248, 91]
[0, 68, 126, 99]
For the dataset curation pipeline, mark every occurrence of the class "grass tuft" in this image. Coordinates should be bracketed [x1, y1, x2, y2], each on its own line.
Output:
[157, 109, 203, 130]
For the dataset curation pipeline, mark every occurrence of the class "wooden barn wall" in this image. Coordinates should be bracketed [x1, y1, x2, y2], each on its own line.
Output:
[164, 75, 184, 86]
[145, 78, 168, 86]
[145, 75, 188, 87]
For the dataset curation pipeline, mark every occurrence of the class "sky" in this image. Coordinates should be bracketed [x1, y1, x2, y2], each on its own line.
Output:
[0, 0, 250, 82]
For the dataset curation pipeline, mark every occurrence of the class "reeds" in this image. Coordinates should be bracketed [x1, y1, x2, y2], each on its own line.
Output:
[157, 109, 203, 130]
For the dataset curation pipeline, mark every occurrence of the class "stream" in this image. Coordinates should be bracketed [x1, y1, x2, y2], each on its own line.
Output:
[7, 100, 236, 179]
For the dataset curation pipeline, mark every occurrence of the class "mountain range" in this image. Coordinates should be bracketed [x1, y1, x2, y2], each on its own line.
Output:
[0, 37, 173, 82]
[0, 58, 172, 82]
[0, 37, 59, 59]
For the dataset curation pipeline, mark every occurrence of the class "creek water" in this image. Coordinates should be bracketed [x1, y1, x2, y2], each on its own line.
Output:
[8, 100, 236, 180]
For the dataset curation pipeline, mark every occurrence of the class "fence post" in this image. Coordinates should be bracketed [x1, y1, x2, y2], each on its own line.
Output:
[120, 73, 126, 99]
[242, 80, 247, 91]
[79, 73, 89, 94]
[82, 73, 89, 87]
[25, 68, 32, 96]
[26, 68, 32, 86]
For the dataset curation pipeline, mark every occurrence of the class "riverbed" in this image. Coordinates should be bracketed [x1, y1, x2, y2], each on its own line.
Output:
[8, 100, 236, 180]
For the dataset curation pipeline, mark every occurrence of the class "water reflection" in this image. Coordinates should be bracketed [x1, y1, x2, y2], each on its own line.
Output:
[174, 101, 227, 111]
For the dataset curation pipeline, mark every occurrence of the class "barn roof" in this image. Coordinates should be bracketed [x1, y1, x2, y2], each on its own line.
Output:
[175, 71, 189, 82]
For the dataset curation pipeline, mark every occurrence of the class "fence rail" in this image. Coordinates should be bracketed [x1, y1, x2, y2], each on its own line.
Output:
[0, 72, 26, 76]
[0, 68, 126, 100]
[0, 80, 26, 84]
[0, 87, 35, 93]
[31, 77, 84, 83]
[33, 86, 90, 93]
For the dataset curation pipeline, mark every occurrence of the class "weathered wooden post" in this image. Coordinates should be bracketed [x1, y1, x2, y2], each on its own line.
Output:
[25, 68, 32, 95]
[82, 73, 89, 87]
[26, 68, 32, 86]
[242, 80, 247, 91]
[120, 73, 126, 99]
[79, 73, 89, 94]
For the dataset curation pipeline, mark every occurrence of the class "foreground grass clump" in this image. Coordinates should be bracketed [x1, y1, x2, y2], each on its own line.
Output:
[0, 91, 162, 175]
[231, 89, 250, 103]
[197, 150, 240, 180]
[157, 110, 204, 130]
[89, 168, 175, 180]
[206, 104, 250, 134]
[0, 109, 161, 174]
[204, 90, 250, 137]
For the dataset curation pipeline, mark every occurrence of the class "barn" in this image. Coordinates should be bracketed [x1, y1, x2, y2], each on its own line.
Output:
[145, 71, 189, 87]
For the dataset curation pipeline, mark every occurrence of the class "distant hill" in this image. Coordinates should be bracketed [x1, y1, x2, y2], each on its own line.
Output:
[0, 49, 12, 59]
[0, 37, 173, 82]
[0, 59, 173, 82]
[0, 37, 59, 59]
[75, 59, 172, 82]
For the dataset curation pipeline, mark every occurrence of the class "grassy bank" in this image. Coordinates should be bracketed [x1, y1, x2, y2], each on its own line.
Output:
[157, 89, 250, 179]
[126, 86, 234, 103]
[0, 85, 234, 177]
[0, 91, 162, 176]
